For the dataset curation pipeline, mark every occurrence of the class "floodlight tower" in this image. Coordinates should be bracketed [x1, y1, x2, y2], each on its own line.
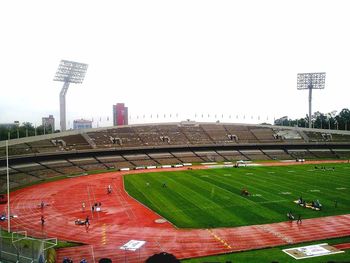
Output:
[54, 60, 88, 131]
[297, 72, 326, 128]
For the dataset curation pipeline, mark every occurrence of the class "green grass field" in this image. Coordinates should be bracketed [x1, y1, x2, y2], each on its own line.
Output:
[181, 236, 350, 263]
[124, 163, 350, 228]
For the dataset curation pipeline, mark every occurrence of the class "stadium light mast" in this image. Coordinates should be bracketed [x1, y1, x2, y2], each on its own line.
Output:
[297, 72, 326, 128]
[54, 60, 88, 131]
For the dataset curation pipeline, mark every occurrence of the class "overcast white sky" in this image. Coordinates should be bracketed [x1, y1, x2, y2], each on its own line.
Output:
[0, 0, 349, 129]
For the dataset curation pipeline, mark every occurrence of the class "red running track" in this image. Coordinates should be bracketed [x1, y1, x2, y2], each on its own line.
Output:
[0, 164, 349, 262]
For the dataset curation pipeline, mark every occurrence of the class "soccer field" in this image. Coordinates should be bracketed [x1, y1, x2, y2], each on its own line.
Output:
[124, 163, 350, 228]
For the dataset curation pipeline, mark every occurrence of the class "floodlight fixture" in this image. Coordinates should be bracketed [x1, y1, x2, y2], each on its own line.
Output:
[54, 60, 88, 131]
[297, 72, 326, 128]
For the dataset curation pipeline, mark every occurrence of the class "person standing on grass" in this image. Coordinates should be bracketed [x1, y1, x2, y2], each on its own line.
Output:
[287, 211, 294, 221]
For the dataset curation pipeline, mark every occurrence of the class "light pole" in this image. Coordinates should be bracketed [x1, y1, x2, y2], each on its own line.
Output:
[54, 60, 88, 132]
[6, 140, 10, 232]
[297, 73, 326, 128]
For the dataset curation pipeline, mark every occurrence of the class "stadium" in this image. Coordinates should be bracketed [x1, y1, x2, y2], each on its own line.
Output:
[0, 122, 350, 262]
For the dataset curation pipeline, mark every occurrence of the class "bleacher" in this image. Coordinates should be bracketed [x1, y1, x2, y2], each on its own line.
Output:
[239, 150, 270, 160]
[108, 127, 143, 147]
[61, 134, 92, 150]
[6, 143, 33, 156]
[171, 151, 204, 163]
[123, 153, 158, 167]
[179, 125, 213, 145]
[147, 152, 181, 165]
[287, 149, 317, 159]
[132, 126, 168, 146]
[261, 149, 291, 160]
[308, 149, 337, 159]
[224, 125, 259, 143]
[249, 127, 279, 143]
[26, 139, 60, 153]
[87, 131, 114, 148]
[194, 150, 225, 162]
[157, 125, 190, 145]
[10, 172, 40, 185]
[200, 124, 236, 144]
[330, 134, 350, 142]
[29, 169, 62, 179]
[332, 149, 350, 159]
[216, 150, 247, 161]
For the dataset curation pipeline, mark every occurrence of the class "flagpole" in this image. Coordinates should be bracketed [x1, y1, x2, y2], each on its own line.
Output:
[6, 140, 11, 232]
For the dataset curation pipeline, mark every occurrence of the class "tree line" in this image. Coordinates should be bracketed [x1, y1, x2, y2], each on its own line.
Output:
[274, 108, 350, 130]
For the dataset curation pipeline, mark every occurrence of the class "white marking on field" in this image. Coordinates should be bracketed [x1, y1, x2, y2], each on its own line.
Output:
[251, 194, 262, 197]
[336, 187, 347, 190]
[246, 173, 254, 175]
[268, 171, 275, 174]
[279, 192, 292, 195]
[257, 199, 286, 204]
[210, 187, 215, 198]
[200, 175, 209, 178]
[309, 189, 320, 192]
[307, 169, 315, 172]
[287, 170, 295, 173]
[223, 174, 231, 177]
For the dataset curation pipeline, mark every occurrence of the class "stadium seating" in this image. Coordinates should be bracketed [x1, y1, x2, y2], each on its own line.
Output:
[216, 150, 248, 161]
[200, 124, 236, 144]
[224, 125, 259, 143]
[156, 125, 191, 145]
[249, 127, 279, 143]
[239, 150, 271, 160]
[194, 150, 226, 162]
[1, 122, 350, 191]
[261, 149, 292, 160]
